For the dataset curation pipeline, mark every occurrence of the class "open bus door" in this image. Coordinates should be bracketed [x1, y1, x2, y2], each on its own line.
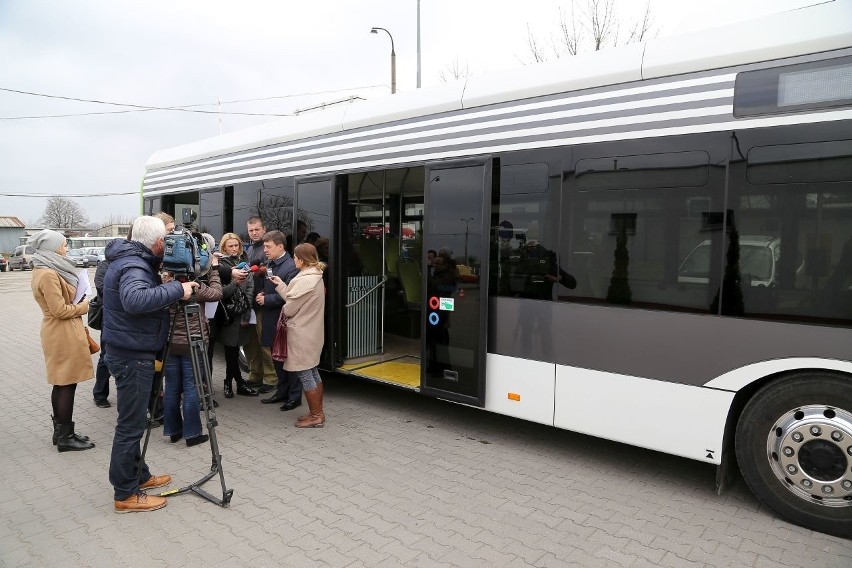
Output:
[294, 175, 335, 369]
[421, 159, 491, 407]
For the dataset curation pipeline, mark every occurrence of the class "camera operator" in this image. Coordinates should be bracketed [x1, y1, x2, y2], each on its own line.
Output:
[161, 249, 222, 448]
[102, 215, 199, 513]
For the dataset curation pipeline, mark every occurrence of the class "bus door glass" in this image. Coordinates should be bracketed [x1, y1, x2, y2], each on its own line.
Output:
[422, 159, 491, 406]
[295, 176, 334, 367]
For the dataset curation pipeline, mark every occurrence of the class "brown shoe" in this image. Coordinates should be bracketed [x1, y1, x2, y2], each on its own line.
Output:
[139, 474, 171, 491]
[114, 493, 167, 513]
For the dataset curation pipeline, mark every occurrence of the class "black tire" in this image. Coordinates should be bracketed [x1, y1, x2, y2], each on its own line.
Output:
[735, 372, 852, 538]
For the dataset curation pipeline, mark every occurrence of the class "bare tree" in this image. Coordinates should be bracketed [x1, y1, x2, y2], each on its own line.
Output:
[526, 0, 654, 62]
[439, 58, 472, 83]
[39, 196, 89, 228]
[101, 213, 135, 227]
[526, 23, 549, 63]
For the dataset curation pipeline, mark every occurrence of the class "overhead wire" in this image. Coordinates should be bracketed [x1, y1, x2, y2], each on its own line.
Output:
[0, 84, 386, 120]
[0, 191, 140, 198]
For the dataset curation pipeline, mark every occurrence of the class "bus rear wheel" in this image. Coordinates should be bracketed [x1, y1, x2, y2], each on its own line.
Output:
[735, 372, 852, 538]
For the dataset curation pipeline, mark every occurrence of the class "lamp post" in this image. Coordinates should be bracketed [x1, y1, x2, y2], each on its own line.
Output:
[461, 217, 473, 266]
[416, 0, 421, 88]
[370, 27, 396, 94]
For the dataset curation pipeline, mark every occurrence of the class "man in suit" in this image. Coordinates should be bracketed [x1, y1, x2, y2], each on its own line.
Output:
[256, 230, 301, 410]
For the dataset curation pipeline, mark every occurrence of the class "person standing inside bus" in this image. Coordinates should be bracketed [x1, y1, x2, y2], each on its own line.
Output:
[257, 230, 301, 410]
[29, 229, 96, 452]
[245, 216, 277, 392]
[267, 242, 327, 427]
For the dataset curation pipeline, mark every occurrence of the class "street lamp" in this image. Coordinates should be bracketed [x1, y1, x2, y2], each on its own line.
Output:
[370, 27, 396, 94]
[416, 0, 421, 88]
[461, 217, 473, 266]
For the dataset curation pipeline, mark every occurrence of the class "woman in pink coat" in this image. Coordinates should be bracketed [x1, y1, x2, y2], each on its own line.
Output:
[268, 242, 326, 428]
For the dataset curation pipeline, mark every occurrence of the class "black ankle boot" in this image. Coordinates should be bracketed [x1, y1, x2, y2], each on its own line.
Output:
[236, 378, 259, 396]
[224, 378, 234, 399]
[57, 422, 95, 452]
[52, 415, 89, 446]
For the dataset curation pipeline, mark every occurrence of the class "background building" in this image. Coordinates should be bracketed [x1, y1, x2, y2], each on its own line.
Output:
[0, 217, 25, 255]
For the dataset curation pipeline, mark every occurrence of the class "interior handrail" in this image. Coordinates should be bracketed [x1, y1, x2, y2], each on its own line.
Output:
[345, 276, 388, 308]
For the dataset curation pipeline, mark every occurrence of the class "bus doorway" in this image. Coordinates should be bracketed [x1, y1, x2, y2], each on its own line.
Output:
[338, 167, 426, 389]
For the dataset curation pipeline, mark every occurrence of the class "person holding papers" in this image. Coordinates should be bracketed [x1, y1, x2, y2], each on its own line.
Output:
[28, 229, 96, 452]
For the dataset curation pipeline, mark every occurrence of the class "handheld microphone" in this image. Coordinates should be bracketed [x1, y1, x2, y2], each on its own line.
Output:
[236, 261, 248, 270]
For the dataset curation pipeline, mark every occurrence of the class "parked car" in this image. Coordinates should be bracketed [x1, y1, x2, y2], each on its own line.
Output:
[0, 255, 7, 272]
[67, 249, 91, 268]
[83, 247, 106, 264]
[678, 235, 800, 287]
[7, 245, 35, 271]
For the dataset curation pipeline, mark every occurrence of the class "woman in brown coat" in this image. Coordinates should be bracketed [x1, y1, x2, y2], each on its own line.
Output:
[267, 243, 326, 428]
[29, 229, 95, 452]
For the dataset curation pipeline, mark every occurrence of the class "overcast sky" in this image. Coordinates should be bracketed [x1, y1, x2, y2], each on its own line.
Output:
[0, 0, 815, 227]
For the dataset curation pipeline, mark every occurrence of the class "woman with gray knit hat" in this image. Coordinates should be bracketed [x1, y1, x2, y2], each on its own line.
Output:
[28, 229, 96, 452]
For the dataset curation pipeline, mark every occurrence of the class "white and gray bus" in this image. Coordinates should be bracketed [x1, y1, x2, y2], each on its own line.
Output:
[142, 1, 852, 537]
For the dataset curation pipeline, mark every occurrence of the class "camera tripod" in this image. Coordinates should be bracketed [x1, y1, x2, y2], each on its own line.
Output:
[136, 294, 233, 507]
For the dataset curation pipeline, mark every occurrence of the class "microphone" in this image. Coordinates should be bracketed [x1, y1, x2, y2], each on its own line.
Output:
[236, 261, 248, 270]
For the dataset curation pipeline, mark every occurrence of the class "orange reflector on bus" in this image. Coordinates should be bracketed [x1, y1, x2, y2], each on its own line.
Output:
[507, 393, 521, 401]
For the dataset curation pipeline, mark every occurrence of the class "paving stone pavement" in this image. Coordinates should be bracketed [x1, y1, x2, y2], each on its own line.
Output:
[1, 268, 850, 567]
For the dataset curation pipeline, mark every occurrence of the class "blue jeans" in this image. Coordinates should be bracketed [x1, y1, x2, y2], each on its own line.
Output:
[163, 355, 204, 439]
[294, 367, 322, 391]
[105, 354, 155, 501]
[92, 345, 110, 401]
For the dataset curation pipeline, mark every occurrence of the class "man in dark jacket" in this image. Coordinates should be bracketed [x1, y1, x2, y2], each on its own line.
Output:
[244, 216, 277, 390]
[102, 216, 198, 513]
[92, 259, 112, 407]
[256, 230, 300, 410]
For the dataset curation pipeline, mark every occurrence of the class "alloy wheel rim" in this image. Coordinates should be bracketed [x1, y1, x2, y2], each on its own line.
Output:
[767, 404, 852, 507]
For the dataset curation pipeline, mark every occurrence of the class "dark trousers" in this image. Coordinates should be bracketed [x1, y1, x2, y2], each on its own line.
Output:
[223, 345, 242, 381]
[92, 345, 110, 402]
[105, 354, 154, 501]
[273, 359, 302, 402]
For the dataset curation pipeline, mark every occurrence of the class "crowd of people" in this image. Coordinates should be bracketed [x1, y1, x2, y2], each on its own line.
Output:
[29, 213, 327, 513]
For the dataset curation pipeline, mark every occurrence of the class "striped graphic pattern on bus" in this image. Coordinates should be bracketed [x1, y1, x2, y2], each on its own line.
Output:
[142, 69, 851, 196]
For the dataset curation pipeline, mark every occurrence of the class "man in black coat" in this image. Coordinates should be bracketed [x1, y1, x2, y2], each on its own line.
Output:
[255, 230, 301, 410]
[244, 216, 277, 390]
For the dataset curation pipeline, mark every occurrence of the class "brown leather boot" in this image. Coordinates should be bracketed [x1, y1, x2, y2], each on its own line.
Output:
[296, 383, 322, 422]
[295, 385, 324, 428]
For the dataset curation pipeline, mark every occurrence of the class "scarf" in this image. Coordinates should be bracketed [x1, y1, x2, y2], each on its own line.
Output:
[32, 250, 79, 288]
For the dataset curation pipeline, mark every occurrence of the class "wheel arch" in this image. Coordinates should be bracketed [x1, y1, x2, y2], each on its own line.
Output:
[713, 362, 852, 494]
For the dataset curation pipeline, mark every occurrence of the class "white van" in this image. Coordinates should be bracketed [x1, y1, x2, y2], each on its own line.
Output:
[8, 245, 35, 271]
[678, 236, 790, 287]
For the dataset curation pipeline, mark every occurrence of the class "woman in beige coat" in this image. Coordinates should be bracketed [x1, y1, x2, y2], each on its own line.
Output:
[29, 229, 95, 452]
[268, 242, 326, 428]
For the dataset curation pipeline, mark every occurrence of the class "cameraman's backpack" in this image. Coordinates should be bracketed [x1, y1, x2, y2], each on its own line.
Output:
[162, 228, 210, 278]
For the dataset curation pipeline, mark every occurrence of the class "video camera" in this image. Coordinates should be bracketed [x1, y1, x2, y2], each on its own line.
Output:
[162, 208, 211, 280]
